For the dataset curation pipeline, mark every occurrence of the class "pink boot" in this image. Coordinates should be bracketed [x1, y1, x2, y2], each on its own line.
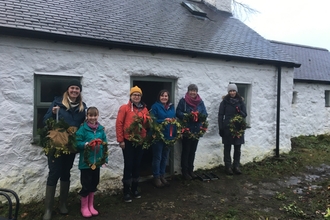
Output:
[80, 196, 92, 218]
[88, 192, 99, 216]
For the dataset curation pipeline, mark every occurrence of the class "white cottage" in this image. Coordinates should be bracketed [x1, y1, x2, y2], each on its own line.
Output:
[0, 0, 300, 203]
[271, 41, 330, 137]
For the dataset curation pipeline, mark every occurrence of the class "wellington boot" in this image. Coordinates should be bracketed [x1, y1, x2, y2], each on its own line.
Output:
[88, 193, 98, 216]
[153, 177, 165, 188]
[59, 181, 70, 214]
[43, 185, 56, 220]
[80, 196, 92, 218]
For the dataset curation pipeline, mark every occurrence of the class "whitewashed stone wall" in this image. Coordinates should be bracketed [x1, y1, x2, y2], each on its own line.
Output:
[291, 82, 330, 137]
[0, 35, 293, 203]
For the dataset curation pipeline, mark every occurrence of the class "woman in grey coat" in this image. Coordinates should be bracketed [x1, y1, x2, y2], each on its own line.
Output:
[218, 84, 247, 175]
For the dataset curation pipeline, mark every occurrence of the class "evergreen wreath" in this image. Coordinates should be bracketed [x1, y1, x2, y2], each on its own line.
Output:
[126, 114, 154, 149]
[229, 114, 247, 138]
[38, 118, 77, 158]
[83, 139, 108, 170]
[181, 111, 208, 140]
[155, 118, 182, 146]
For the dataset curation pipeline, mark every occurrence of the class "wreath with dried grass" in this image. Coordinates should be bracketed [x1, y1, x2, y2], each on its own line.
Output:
[38, 118, 77, 158]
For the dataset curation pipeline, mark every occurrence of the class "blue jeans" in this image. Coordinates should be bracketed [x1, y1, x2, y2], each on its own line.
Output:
[152, 141, 170, 178]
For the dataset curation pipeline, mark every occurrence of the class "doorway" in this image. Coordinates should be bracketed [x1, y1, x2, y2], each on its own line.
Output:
[131, 77, 176, 177]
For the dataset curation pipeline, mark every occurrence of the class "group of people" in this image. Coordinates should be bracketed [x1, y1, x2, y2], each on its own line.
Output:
[41, 80, 247, 219]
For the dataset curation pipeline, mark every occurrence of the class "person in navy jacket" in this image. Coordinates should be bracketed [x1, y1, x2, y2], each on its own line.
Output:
[42, 79, 87, 220]
[150, 89, 178, 187]
[176, 84, 208, 180]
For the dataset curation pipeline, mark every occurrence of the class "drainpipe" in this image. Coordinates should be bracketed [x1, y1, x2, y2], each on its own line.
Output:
[275, 65, 281, 158]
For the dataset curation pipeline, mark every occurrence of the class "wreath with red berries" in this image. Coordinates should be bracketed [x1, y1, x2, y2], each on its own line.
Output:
[180, 111, 208, 140]
[83, 139, 108, 170]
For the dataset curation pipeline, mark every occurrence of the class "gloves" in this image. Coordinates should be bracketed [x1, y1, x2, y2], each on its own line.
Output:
[236, 106, 240, 113]
[219, 130, 224, 137]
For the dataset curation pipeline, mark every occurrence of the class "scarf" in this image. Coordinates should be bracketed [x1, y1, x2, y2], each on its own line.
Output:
[229, 97, 240, 105]
[87, 121, 99, 130]
[68, 97, 79, 108]
[185, 93, 202, 110]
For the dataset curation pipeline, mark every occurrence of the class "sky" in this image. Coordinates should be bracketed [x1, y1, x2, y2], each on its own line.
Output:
[235, 0, 330, 51]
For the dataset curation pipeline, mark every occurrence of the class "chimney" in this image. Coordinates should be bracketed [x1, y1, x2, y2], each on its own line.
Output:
[203, 0, 231, 13]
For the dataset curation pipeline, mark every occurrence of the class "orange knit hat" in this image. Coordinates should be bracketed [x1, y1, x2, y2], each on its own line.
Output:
[130, 86, 142, 96]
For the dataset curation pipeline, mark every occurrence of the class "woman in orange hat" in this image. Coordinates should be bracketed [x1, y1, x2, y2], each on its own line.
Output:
[116, 86, 150, 202]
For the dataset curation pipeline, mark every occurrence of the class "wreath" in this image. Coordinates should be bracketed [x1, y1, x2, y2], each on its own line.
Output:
[84, 139, 108, 170]
[38, 118, 77, 158]
[229, 114, 247, 138]
[126, 114, 154, 149]
[181, 111, 208, 140]
[155, 118, 182, 146]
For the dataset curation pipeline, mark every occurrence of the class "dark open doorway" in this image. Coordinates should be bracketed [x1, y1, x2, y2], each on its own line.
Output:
[131, 77, 175, 177]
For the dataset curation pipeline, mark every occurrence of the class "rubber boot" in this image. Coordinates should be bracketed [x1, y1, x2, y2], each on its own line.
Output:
[88, 192, 98, 216]
[59, 181, 70, 214]
[43, 185, 56, 220]
[80, 196, 92, 218]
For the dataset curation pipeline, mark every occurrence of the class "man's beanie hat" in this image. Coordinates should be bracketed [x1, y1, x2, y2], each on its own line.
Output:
[227, 83, 238, 92]
[130, 86, 142, 95]
[67, 79, 82, 91]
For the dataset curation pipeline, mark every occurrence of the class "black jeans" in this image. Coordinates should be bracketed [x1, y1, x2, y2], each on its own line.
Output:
[122, 139, 143, 183]
[181, 137, 199, 174]
[47, 153, 76, 186]
[79, 168, 100, 197]
[223, 144, 241, 168]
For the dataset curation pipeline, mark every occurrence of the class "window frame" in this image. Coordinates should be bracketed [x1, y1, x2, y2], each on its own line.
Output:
[33, 73, 82, 140]
[230, 81, 252, 127]
[325, 90, 330, 107]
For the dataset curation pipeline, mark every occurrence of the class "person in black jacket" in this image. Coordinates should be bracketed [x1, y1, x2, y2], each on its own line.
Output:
[218, 83, 247, 175]
[42, 79, 87, 220]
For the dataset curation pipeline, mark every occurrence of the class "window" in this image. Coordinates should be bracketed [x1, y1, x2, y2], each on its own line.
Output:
[292, 91, 298, 104]
[230, 82, 251, 126]
[325, 90, 330, 107]
[33, 74, 81, 139]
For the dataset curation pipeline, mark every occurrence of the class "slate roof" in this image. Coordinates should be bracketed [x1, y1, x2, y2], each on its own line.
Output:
[0, 0, 300, 67]
[271, 41, 330, 82]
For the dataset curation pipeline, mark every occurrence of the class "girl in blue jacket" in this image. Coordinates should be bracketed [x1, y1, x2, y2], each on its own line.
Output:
[150, 89, 177, 188]
[76, 107, 108, 218]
